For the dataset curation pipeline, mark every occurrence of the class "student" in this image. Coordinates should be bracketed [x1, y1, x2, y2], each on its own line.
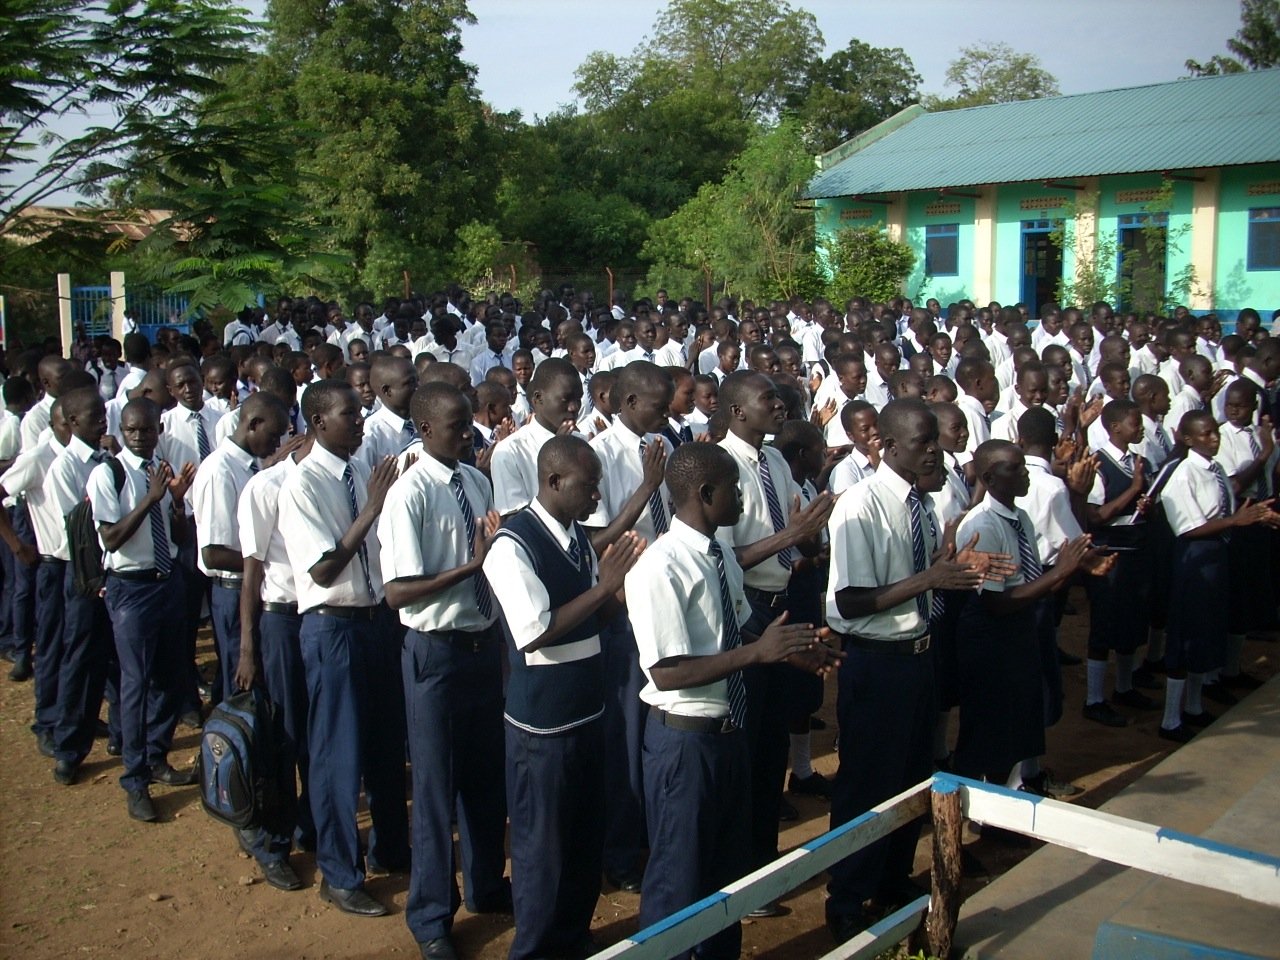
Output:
[1132, 374, 1174, 469]
[716, 371, 835, 907]
[688, 374, 718, 436]
[991, 363, 1048, 444]
[1084, 361, 1132, 451]
[380, 383, 512, 959]
[201, 356, 238, 417]
[712, 340, 741, 384]
[930, 402, 972, 523]
[1159, 329, 1197, 396]
[89, 398, 199, 821]
[865, 343, 901, 411]
[828, 401, 879, 494]
[576, 369, 616, 438]
[928, 332, 956, 379]
[278, 380, 407, 917]
[468, 321, 513, 387]
[824, 399, 989, 942]
[357, 356, 419, 467]
[562, 333, 597, 415]
[1157, 411, 1278, 742]
[345, 362, 378, 419]
[627, 442, 837, 960]
[924, 374, 958, 405]
[491, 358, 583, 516]
[954, 358, 997, 453]
[509, 350, 534, 422]
[471, 381, 513, 456]
[484, 435, 644, 960]
[822, 354, 869, 448]
[1067, 322, 1096, 387]
[663, 366, 697, 447]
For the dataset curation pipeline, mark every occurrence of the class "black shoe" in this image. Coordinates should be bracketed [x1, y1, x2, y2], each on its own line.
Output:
[808, 715, 827, 731]
[1158, 724, 1195, 744]
[36, 731, 55, 758]
[1112, 688, 1159, 710]
[1221, 672, 1265, 691]
[365, 854, 409, 876]
[826, 906, 868, 944]
[746, 899, 786, 918]
[1057, 646, 1082, 666]
[1181, 709, 1214, 728]
[261, 859, 304, 891]
[419, 937, 458, 960]
[604, 871, 642, 894]
[180, 710, 203, 730]
[789, 771, 834, 798]
[8, 652, 32, 681]
[53, 759, 79, 785]
[318, 879, 388, 917]
[106, 741, 121, 757]
[295, 835, 316, 854]
[1082, 701, 1128, 727]
[1202, 684, 1239, 707]
[127, 788, 159, 822]
[778, 797, 799, 822]
[467, 879, 513, 914]
[150, 762, 197, 786]
[1130, 665, 1161, 689]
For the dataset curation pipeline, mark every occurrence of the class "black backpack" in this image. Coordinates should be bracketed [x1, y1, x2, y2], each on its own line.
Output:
[198, 689, 296, 833]
[66, 457, 125, 598]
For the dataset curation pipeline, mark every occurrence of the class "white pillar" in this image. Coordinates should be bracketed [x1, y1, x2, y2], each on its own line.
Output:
[110, 271, 126, 341]
[57, 273, 73, 358]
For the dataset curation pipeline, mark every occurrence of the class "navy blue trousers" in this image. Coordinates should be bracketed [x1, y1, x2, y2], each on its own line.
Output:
[209, 581, 242, 703]
[32, 558, 66, 736]
[827, 644, 935, 920]
[0, 520, 14, 647]
[176, 527, 206, 713]
[403, 627, 507, 944]
[741, 593, 794, 872]
[505, 719, 604, 960]
[300, 608, 408, 890]
[53, 562, 114, 765]
[601, 613, 648, 879]
[7, 503, 37, 658]
[259, 609, 312, 851]
[104, 575, 183, 792]
[639, 715, 750, 960]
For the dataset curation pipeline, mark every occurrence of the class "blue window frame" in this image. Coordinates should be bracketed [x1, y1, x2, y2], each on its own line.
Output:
[1248, 207, 1280, 271]
[925, 223, 959, 277]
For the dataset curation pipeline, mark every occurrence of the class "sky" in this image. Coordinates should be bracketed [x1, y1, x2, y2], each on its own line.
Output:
[9, 0, 1244, 205]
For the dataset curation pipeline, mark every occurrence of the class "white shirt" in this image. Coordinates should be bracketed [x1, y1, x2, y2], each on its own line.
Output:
[864, 379, 892, 412]
[114, 366, 147, 400]
[223, 319, 257, 346]
[934, 451, 971, 525]
[379, 453, 496, 634]
[159, 403, 224, 474]
[511, 386, 531, 424]
[1158, 359, 1185, 397]
[829, 447, 874, 494]
[331, 325, 383, 360]
[356, 405, 416, 470]
[279, 443, 384, 610]
[1136, 413, 1173, 470]
[469, 350, 511, 387]
[259, 322, 301, 351]
[1132, 345, 1160, 376]
[483, 497, 600, 667]
[1017, 455, 1083, 567]
[1032, 327, 1069, 352]
[991, 399, 1034, 444]
[628, 518, 748, 718]
[20, 395, 53, 453]
[490, 419, 558, 516]
[653, 341, 686, 366]
[0, 435, 66, 555]
[44, 435, 105, 561]
[425, 341, 474, 368]
[191, 438, 257, 578]
[1165, 385, 1205, 438]
[87, 361, 128, 401]
[584, 420, 673, 544]
[88, 449, 179, 572]
[1162, 449, 1233, 536]
[957, 495, 1032, 593]
[826, 463, 936, 639]
[0, 409, 21, 462]
[717, 430, 801, 593]
[956, 394, 991, 453]
[1088, 442, 1142, 512]
[238, 458, 298, 605]
[1217, 422, 1270, 498]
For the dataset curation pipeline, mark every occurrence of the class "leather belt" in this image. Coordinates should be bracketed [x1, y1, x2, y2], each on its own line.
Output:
[107, 568, 171, 583]
[211, 576, 242, 590]
[38, 555, 61, 565]
[262, 601, 299, 616]
[841, 633, 931, 656]
[656, 709, 738, 734]
[743, 585, 788, 609]
[309, 604, 378, 621]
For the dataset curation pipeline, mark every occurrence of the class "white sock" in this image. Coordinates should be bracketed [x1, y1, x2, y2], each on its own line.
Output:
[1186, 673, 1205, 715]
[789, 733, 813, 780]
[1223, 635, 1245, 677]
[1086, 658, 1108, 704]
[1162, 677, 1186, 729]
[1145, 629, 1166, 665]
[1115, 654, 1135, 693]
[1020, 756, 1041, 781]
[933, 712, 951, 761]
[1006, 761, 1024, 790]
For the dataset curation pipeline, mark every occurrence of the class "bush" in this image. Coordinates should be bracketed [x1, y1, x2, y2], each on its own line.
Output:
[823, 225, 915, 304]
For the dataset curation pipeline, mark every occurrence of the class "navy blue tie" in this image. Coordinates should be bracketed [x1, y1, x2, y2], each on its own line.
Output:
[758, 453, 793, 571]
[905, 488, 931, 623]
[451, 472, 493, 619]
[145, 459, 172, 577]
[639, 439, 669, 535]
[342, 464, 375, 602]
[193, 412, 211, 461]
[1004, 513, 1042, 582]
[709, 540, 748, 730]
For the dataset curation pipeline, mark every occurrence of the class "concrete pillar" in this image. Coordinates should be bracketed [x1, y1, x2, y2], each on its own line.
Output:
[57, 273, 72, 358]
[974, 186, 997, 305]
[1190, 170, 1219, 310]
[110, 271, 126, 341]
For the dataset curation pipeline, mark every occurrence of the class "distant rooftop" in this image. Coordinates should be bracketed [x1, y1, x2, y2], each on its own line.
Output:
[805, 69, 1280, 200]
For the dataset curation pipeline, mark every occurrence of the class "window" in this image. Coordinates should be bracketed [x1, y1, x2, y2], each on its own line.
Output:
[1248, 207, 1280, 271]
[924, 223, 959, 276]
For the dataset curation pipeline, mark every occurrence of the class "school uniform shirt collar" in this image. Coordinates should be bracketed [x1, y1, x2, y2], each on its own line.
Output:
[308, 442, 351, 481]
[416, 450, 461, 486]
[1242, 367, 1266, 390]
[666, 517, 712, 552]
[721, 428, 761, 465]
[1025, 455, 1052, 474]
[118, 448, 153, 471]
[529, 496, 575, 551]
[1102, 442, 1130, 463]
[66, 434, 98, 463]
[472, 420, 494, 444]
[874, 461, 918, 503]
[218, 438, 256, 472]
[1187, 449, 1214, 469]
[609, 418, 647, 449]
[849, 447, 872, 470]
[982, 495, 1019, 521]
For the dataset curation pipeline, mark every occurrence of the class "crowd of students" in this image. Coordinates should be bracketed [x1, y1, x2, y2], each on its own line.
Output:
[0, 285, 1277, 959]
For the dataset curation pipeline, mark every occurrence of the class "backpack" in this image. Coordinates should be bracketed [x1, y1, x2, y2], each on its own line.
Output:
[198, 688, 295, 833]
[66, 457, 125, 598]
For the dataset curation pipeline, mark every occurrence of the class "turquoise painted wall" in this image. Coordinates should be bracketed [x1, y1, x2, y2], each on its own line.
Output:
[1216, 163, 1280, 314]
[814, 197, 890, 278]
[1096, 173, 1195, 308]
[902, 192, 974, 305]
[992, 183, 1077, 308]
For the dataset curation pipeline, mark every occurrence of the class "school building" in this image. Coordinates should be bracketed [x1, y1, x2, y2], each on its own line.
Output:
[805, 69, 1280, 320]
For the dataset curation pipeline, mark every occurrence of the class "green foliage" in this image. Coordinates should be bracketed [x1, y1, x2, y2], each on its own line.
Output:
[0, 0, 256, 233]
[821, 225, 915, 304]
[1051, 194, 1119, 309]
[1188, 0, 1280, 74]
[924, 41, 1060, 110]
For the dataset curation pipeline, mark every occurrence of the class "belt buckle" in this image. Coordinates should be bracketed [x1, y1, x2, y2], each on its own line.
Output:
[912, 635, 929, 655]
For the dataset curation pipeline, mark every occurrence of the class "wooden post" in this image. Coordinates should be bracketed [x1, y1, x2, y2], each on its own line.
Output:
[604, 266, 614, 309]
[926, 778, 964, 959]
[57, 273, 73, 358]
[402, 270, 411, 300]
[110, 270, 126, 341]
[509, 263, 517, 293]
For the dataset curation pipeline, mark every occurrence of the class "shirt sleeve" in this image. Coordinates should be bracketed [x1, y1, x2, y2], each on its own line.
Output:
[237, 476, 273, 561]
[87, 462, 124, 525]
[1162, 469, 1213, 537]
[0, 416, 20, 461]
[0, 450, 38, 497]
[483, 534, 551, 650]
[1087, 473, 1106, 506]
[44, 456, 83, 519]
[827, 490, 883, 592]
[279, 472, 339, 573]
[378, 481, 427, 581]
[626, 551, 696, 671]
[194, 461, 242, 551]
[490, 441, 530, 516]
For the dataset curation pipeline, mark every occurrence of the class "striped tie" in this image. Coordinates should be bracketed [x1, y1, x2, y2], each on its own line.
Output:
[193, 412, 211, 461]
[1209, 461, 1233, 517]
[146, 459, 172, 577]
[566, 532, 582, 570]
[709, 539, 748, 730]
[450, 472, 493, 619]
[1004, 513, 1043, 582]
[905, 489, 931, 622]
[758, 453, 793, 570]
[923, 499, 944, 620]
[639, 439, 669, 535]
[1154, 422, 1170, 456]
[341, 463, 375, 601]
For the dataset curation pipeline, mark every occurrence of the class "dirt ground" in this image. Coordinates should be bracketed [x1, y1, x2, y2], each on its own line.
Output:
[1, 587, 1275, 960]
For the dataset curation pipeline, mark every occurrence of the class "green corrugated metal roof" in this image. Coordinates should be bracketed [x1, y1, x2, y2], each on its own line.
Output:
[805, 69, 1280, 200]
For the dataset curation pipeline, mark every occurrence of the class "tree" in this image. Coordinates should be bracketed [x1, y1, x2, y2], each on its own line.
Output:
[786, 40, 921, 154]
[0, 0, 256, 235]
[821, 226, 915, 303]
[1187, 0, 1280, 74]
[924, 41, 1059, 110]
